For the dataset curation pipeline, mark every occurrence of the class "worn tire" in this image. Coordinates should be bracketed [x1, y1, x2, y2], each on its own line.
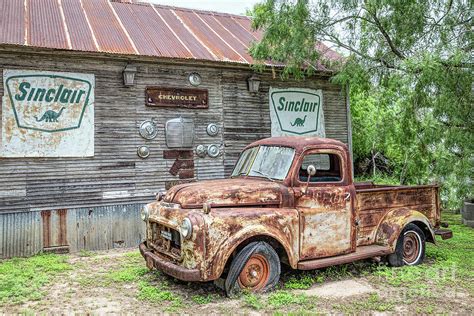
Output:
[388, 223, 426, 267]
[225, 241, 280, 297]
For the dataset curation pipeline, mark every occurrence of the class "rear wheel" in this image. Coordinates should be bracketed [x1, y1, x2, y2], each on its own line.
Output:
[225, 241, 280, 297]
[388, 223, 426, 267]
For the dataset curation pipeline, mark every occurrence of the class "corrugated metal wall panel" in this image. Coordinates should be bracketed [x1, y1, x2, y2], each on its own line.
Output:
[67, 203, 145, 252]
[0, 204, 145, 258]
[0, 211, 42, 258]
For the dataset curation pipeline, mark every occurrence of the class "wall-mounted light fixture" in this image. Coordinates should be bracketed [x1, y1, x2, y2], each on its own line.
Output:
[123, 64, 137, 86]
[247, 74, 261, 93]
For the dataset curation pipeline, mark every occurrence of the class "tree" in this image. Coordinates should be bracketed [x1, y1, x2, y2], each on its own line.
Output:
[249, 0, 473, 209]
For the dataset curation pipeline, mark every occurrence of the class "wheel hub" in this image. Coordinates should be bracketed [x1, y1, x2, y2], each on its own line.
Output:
[403, 232, 420, 264]
[237, 254, 270, 291]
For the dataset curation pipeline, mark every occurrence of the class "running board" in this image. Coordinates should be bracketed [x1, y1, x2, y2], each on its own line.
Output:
[297, 245, 392, 270]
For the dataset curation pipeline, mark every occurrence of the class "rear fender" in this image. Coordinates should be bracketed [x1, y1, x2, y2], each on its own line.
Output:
[376, 209, 436, 251]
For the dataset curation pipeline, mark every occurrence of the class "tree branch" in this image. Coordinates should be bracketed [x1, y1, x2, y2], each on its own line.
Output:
[364, 7, 406, 59]
[321, 31, 404, 71]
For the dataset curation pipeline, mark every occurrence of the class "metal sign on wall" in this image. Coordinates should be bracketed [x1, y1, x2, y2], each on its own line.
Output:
[1, 69, 95, 157]
[269, 87, 325, 137]
[145, 87, 208, 109]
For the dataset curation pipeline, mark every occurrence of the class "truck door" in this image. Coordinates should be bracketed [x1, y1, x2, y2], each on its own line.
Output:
[295, 149, 355, 260]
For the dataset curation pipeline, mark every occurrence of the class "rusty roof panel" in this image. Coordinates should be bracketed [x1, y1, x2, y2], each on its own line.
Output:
[61, 0, 97, 52]
[0, 0, 25, 45]
[28, 0, 69, 49]
[0, 0, 341, 68]
[111, 2, 160, 56]
[214, 15, 258, 49]
[81, 0, 136, 54]
[233, 17, 263, 41]
[154, 6, 216, 61]
[199, 14, 253, 63]
[173, 9, 246, 62]
[113, 2, 193, 58]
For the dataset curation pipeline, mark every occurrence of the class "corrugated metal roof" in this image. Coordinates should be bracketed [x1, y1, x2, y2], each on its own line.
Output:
[0, 0, 341, 67]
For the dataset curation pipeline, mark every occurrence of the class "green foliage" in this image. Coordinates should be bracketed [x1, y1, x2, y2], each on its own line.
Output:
[249, 0, 473, 209]
[243, 292, 264, 310]
[0, 253, 71, 305]
[107, 266, 148, 283]
[333, 293, 395, 313]
[191, 294, 214, 305]
[137, 281, 181, 303]
[267, 290, 308, 308]
[284, 273, 319, 289]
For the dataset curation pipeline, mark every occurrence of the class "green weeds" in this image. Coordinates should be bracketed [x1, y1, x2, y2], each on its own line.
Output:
[243, 292, 264, 310]
[107, 266, 148, 283]
[333, 293, 395, 313]
[0, 253, 71, 305]
[191, 294, 214, 305]
[268, 290, 308, 308]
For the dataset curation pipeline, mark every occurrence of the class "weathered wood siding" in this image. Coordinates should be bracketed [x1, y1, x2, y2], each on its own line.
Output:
[0, 48, 349, 214]
[221, 71, 349, 175]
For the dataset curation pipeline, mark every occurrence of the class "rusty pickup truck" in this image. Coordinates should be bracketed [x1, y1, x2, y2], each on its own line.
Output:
[139, 137, 452, 296]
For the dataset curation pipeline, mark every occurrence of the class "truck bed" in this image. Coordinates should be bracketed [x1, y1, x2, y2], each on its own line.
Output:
[354, 181, 440, 246]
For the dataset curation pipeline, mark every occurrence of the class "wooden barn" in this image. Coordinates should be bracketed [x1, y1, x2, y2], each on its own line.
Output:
[0, 0, 351, 258]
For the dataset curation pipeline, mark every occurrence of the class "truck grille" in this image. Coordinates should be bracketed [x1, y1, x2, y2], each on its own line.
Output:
[149, 222, 181, 260]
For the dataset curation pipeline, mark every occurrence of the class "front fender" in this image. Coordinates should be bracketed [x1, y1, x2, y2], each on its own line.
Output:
[376, 208, 436, 251]
[206, 224, 298, 280]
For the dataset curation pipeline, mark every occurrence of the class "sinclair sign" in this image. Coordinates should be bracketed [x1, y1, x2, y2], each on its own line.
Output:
[269, 87, 325, 137]
[1, 69, 94, 157]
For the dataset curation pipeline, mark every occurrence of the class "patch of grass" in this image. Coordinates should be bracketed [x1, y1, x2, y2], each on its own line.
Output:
[243, 293, 264, 310]
[284, 273, 321, 290]
[78, 249, 95, 257]
[137, 281, 173, 301]
[191, 294, 214, 305]
[124, 251, 142, 260]
[333, 293, 395, 313]
[267, 290, 307, 308]
[0, 253, 71, 305]
[107, 265, 148, 283]
[165, 296, 184, 312]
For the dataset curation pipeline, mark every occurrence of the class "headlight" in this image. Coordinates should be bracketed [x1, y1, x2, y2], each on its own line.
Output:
[141, 205, 150, 222]
[180, 218, 193, 239]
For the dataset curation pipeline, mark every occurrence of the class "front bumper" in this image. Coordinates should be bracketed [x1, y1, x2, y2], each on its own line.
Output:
[139, 242, 202, 282]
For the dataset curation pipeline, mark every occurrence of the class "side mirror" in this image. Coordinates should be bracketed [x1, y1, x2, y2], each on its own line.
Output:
[302, 165, 316, 195]
[307, 165, 316, 177]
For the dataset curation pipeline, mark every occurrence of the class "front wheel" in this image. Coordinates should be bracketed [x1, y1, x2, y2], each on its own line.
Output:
[225, 241, 280, 297]
[388, 223, 426, 267]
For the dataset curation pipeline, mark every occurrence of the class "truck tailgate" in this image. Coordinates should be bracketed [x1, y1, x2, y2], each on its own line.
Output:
[354, 183, 440, 246]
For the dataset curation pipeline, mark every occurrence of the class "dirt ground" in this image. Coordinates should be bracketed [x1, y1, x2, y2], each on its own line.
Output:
[3, 245, 472, 315]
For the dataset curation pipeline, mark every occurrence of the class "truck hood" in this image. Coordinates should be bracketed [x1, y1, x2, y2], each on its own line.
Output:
[163, 178, 287, 208]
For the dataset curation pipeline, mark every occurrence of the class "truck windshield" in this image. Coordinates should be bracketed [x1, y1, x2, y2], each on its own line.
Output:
[231, 146, 295, 180]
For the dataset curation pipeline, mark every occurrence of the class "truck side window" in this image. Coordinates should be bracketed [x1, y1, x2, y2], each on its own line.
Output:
[299, 153, 342, 182]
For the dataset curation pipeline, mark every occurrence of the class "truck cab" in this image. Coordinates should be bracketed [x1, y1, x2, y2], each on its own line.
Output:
[139, 136, 452, 296]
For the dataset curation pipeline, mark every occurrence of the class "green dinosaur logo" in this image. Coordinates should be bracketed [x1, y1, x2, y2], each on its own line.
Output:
[5, 73, 92, 133]
[290, 115, 307, 127]
[34, 107, 65, 122]
[270, 89, 323, 135]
